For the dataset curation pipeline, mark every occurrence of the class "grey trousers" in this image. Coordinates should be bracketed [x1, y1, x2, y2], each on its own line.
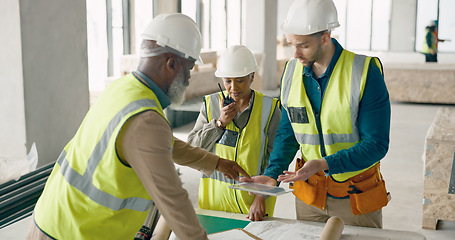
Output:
[26, 213, 53, 240]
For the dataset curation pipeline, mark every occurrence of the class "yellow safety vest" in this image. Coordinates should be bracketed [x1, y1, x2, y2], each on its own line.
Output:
[281, 50, 383, 182]
[198, 90, 279, 215]
[421, 29, 437, 54]
[34, 73, 168, 239]
[281, 51, 389, 214]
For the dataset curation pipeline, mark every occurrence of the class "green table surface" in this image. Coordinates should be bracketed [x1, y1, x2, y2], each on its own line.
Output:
[197, 214, 250, 234]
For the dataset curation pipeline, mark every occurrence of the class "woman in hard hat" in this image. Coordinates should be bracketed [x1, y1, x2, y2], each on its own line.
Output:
[188, 45, 281, 221]
[243, 0, 391, 228]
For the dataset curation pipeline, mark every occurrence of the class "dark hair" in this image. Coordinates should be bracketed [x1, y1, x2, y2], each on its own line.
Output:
[310, 30, 330, 38]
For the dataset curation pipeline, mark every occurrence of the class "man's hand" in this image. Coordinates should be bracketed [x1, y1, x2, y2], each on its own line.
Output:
[247, 195, 266, 221]
[277, 158, 328, 182]
[240, 175, 277, 196]
[216, 158, 250, 180]
[240, 175, 277, 186]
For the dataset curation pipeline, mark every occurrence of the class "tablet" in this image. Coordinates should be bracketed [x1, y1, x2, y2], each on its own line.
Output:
[228, 182, 294, 196]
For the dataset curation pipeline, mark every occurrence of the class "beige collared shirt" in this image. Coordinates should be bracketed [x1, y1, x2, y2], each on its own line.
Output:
[188, 91, 281, 162]
[28, 110, 219, 240]
[118, 111, 219, 239]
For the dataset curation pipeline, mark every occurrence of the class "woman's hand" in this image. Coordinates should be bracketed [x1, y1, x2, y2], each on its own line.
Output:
[218, 102, 238, 128]
[247, 195, 266, 221]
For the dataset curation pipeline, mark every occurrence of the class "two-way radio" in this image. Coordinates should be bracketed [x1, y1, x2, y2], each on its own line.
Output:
[218, 83, 235, 106]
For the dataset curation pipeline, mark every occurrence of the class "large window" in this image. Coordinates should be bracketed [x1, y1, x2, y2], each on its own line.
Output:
[276, 0, 390, 52]
[87, 0, 248, 92]
[226, 0, 242, 46]
[332, 0, 390, 51]
[87, 1, 108, 91]
[416, 0, 455, 52]
[438, 0, 455, 52]
[92, 0, 453, 91]
[86, 0, 153, 91]
[132, 0, 154, 55]
[184, 0, 244, 51]
[370, 0, 390, 51]
[107, 0, 129, 77]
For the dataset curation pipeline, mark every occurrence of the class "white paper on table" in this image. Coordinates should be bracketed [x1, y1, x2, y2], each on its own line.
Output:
[245, 221, 319, 240]
[208, 228, 258, 240]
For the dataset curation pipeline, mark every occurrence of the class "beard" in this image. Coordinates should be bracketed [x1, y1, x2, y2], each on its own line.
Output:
[167, 68, 189, 105]
[302, 42, 323, 68]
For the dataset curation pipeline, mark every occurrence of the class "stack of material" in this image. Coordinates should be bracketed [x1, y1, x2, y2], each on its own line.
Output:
[423, 107, 455, 229]
[383, 63, 455, 104]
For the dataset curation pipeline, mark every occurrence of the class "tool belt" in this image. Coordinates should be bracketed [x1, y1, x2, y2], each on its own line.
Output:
[290, 159, 389, 215]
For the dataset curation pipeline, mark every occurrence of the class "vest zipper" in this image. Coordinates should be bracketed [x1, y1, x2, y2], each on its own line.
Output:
[234, 130, 244, 214]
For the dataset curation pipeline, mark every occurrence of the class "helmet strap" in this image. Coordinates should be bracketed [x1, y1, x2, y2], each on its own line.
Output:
[140, 45, 196, 63]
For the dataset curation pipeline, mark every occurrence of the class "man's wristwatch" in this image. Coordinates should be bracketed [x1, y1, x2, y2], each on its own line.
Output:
[215, 119, 225, 130]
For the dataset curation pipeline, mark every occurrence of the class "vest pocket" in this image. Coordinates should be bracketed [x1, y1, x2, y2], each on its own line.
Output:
[288, 107, 310, 124]
[217, 129, 238, 147]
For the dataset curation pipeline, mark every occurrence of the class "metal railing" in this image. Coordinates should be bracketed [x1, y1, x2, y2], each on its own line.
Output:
[0, 162, 55, 229]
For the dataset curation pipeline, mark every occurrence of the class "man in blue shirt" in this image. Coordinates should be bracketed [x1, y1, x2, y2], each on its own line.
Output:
[244, 0, 390, 228]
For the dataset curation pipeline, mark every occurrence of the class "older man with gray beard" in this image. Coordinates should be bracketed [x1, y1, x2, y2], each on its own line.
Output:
[28, 13, 249, 240]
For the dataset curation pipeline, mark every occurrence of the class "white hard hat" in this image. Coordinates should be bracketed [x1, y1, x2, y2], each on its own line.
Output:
[215, 45, 258, 78]
[141, 13, 203, 64]
[281, 0, 340, 35]
[427, 20, 436, 27]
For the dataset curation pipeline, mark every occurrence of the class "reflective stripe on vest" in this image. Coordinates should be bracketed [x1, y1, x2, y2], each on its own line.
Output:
[281, 51, 382, 181]
[56, 98, 157, 212]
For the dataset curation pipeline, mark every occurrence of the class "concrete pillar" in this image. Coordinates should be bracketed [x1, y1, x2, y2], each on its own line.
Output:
[0, 0, 89, 167]
[389, 0, 417, 51]
[0, 0, 27, 164]
[244, 0, 278, 90]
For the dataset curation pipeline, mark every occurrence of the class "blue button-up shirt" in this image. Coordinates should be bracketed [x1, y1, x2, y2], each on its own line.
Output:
[264, 38, 391, 180]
